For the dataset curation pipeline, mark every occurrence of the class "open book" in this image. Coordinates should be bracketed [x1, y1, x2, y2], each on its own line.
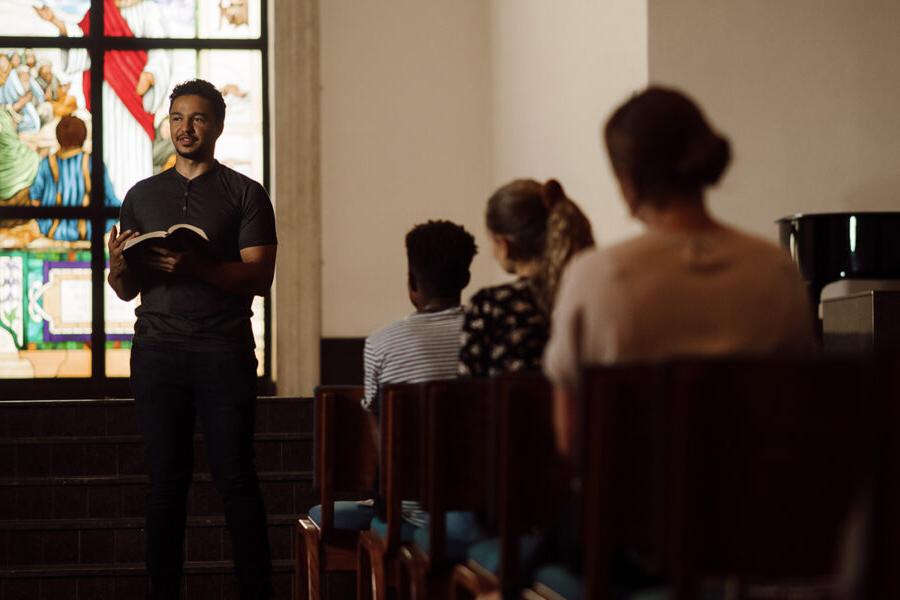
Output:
[122, 223, 211, 265]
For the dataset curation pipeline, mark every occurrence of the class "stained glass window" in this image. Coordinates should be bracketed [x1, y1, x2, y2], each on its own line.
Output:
[0, 219, 93, 378]
[0, 0, 269, 389]
[0, 0, 260, 38]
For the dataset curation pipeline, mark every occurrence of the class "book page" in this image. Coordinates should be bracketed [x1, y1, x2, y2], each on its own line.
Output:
[123, 230, 168, 251]
[167, 223, 209, 241]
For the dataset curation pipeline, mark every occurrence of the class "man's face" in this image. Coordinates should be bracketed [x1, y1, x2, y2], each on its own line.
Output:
[38, 65, 51, 84]
[25, 52, 36, 68]
[169, 94, 222, 160]
[0, 56, 9, 76]
[9, 54, 20, 68]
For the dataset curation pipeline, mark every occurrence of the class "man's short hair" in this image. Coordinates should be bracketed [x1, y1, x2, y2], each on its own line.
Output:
[406, 220, 478, 298]
[169, 79, 226, 126]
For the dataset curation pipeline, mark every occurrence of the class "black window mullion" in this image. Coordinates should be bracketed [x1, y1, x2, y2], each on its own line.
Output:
[90, 0, 106, 382]
[258, 0, 271, 385]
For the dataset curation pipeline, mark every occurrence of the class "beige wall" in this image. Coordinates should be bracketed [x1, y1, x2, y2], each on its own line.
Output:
[490, 0, 648, 246]
[649, 0, 900, 241]
[319, 0, 650, 338]
[319, 0, 494, 338]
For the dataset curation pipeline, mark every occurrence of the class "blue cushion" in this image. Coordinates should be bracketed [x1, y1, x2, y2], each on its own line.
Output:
[466, 534, 542, 574]
[369, 516, 418, 542]
[533, 570, 718, 600]
[411, 511, 487, 561]
[307, 501, 375, 531]
[534, 563, 583, 600]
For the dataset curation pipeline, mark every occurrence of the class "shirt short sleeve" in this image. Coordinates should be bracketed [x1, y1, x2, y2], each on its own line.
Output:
[238, 182, 277, 249]
[118, 189, 138, 233]
[362, 335, 383, 413]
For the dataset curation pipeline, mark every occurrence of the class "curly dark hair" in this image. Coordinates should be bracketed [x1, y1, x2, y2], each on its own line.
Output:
[169, 79, 226, 125]
[406, 220, 478, 298]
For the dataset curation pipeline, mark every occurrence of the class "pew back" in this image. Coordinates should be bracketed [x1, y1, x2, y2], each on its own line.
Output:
[314, 385, 377, 537]
[423, 378, 495, 567]
[381, 382, 427, 551]
[495, 374, 571, 585]
[581, 358, 877, 600]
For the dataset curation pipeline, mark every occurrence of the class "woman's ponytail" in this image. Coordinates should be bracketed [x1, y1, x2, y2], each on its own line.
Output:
[533, 181, 595, 314]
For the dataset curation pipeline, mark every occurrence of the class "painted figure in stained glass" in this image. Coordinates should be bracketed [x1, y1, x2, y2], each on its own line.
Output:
[30, 115, 120, 242]
[36, 0, 172, 198]
[0, 56, 45, 134]
[0, 106, 40, 208]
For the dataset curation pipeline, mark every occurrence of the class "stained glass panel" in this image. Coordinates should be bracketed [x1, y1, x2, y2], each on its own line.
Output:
[101, 49, 262, 196]
[103, 0, 261, 39]
[0, 219, 93, 378]
[103, 238, 266, 379]
[0, 46, 91, 170]
[104, 233, 136, 377]
[0, 0, 90, 37]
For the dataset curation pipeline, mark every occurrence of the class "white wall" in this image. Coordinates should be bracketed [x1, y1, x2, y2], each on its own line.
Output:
[649, 0, 900, 241]
[490, 0, 649, 247]
[319, 1, 649, 338]
[320, 0, 494, 337]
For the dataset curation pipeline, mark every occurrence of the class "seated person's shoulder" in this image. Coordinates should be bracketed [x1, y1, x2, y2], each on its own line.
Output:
[466, 280, 533, 312]
[366, 312, 435, 350]
[561, 243, 628, 286]
[366, 317, 405, 348]
[724, 227, 796, 268]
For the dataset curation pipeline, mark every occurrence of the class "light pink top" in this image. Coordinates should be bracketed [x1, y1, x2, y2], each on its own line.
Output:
[544, 226, 815, 384]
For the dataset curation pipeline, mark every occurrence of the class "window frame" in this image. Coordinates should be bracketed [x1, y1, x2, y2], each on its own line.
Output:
[0, 0, 273, 398]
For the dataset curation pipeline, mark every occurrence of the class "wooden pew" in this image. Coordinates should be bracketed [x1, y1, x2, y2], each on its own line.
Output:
[357, 383, 426, 600]
[530, 357, 877, 600]
[295, 386, 377, 600]
[873, 352, 900, 600]
[399, 378, 495, 600]
[449, 374, 571, 599]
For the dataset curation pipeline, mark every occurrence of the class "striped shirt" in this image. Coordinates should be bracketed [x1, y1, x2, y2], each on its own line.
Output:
[363, 306, 464, 528]
[363, 306, 465, 412]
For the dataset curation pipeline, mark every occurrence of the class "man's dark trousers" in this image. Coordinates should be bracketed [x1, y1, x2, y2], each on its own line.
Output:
[131, 342, 273, 599]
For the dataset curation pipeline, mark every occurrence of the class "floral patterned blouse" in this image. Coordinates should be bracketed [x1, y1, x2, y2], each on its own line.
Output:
[458, 278, 549, 378]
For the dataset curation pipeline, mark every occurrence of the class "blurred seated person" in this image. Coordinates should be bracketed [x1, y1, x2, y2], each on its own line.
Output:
[459, 179, 593, 378]
[546, 85, 815, 458]
[509, 86, 816, 600]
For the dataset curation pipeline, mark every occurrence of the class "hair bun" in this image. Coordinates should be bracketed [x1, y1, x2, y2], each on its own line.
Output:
[542, 179, 567, 209]
[676, 132, 731, 188]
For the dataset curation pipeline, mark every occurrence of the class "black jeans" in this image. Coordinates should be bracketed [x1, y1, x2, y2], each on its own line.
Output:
[131, 342, 273, 600]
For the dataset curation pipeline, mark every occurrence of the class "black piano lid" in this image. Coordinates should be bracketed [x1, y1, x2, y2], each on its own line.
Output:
[777, 211, 900, 303]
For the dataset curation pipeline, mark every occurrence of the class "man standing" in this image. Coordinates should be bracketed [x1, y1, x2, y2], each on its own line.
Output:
[107, 79, 276, 600]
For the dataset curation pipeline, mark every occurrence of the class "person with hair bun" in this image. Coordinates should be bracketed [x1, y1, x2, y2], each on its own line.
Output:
[459, 178, 593, 378]
[545, 86, 814, 459]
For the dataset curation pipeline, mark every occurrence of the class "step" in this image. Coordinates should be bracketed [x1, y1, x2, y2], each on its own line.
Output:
[0, 561, 294, 599]
[0, 514, 298, 566]
[0, 397, 313, 439]
[0, 472, 316, 521]
[0, 432, 313, 479]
